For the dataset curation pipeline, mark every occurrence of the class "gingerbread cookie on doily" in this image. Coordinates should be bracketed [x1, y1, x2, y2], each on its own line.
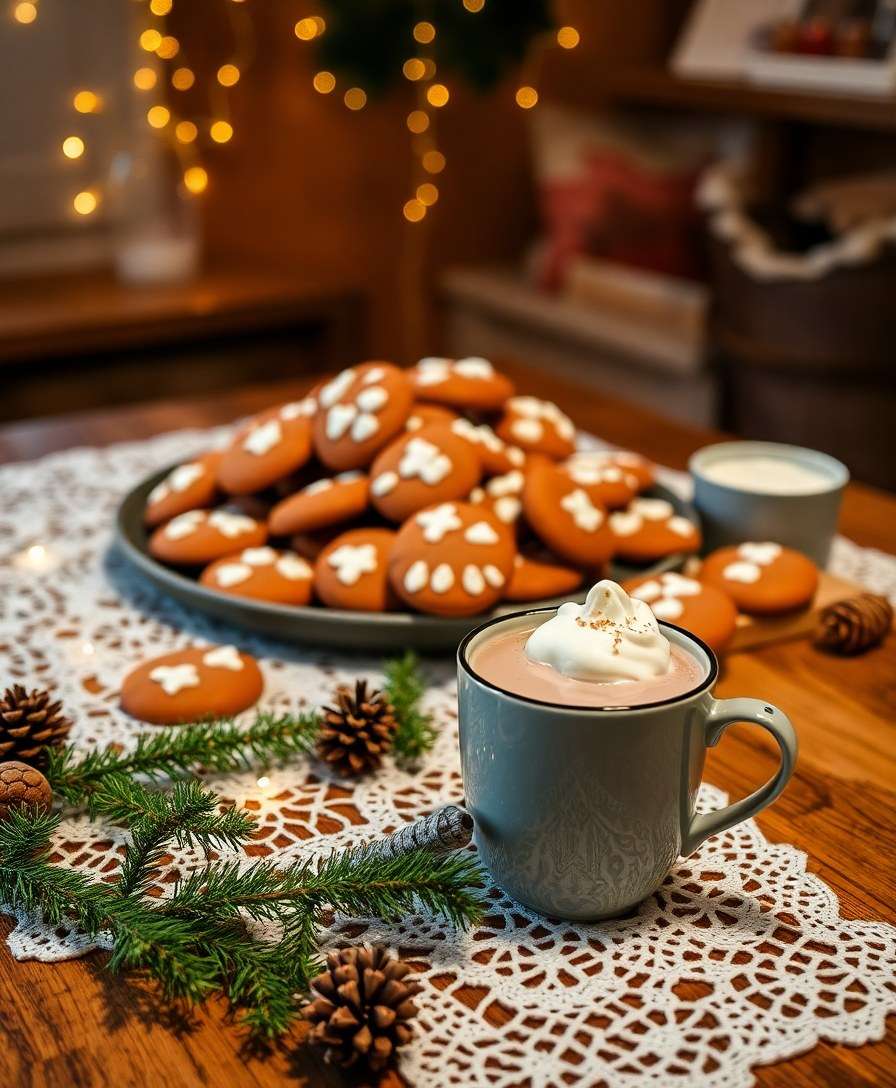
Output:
[701, 542, 818, 615]
[495, 397, 576, 460]
[624, 571, 738, 653]
[149, 508, 267, 566]
[609, 497, 701, 562]
[369, 423, 481, 524]
[522, 457, 615, 567]
[120, 645, 263, 725]
[314, 528, 397, 612]
[451, 419, 526, 477]
[268, 472, 369, 536]
[217, 402, 314, 495]
[469, 469, 525, 526]
[313, 362, 414, 471]
[505, 552, 584, 602]
[389, 502, 515, 616]
[144, 451, 223, 527]
[200, 547, 313, 605]
[558, 451, 639, 510]
[410, 356, 514, 411]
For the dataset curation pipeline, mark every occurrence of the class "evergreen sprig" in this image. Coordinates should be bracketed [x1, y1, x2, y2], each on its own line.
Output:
[385, 652, 439, 767]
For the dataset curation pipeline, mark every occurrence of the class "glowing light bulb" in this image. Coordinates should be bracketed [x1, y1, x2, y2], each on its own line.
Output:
[407, 110, 429, 133]
[403, 58, 425, 81]
[343, 87, 366, 110]
[403, 198, 426, 222]
[133, 67, 157, 91]
[147, 105, 170, 128]
[183, 166, 208, 194]
[413, 21, 435, 44]
[13, 2, 37, 24]
[139, 28, 162, 52]
[210, 120, 233, 142]
[171, 66, 194, 90]
[217, 63, 240, 86]
[313, 70, 336, 93]
[557, 25, 580, 49]
[175, 120, 197, 142]
[416, 182, 438, 206]
[73, 190, 98, 216]
[150, 0, 173, 14]
[515, 85, 538, 109]
[463, 0, 485, 10]
[62, 136, 84, 159]
[156, 35, 179, 59]
[294, 16, 323, 40]
[426, 83, 449, 108]
[73, 90, 102, 114]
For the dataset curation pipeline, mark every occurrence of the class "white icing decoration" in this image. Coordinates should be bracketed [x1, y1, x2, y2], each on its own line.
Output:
[724, 561, 762, 584]
[652, 597, 685, 620]
[486, 470, 524, 497]
[738, 542, 782, 565]
[406, 415, 423, 431]
[350, 412, 380, 443]
[609, 511, 641, 537]
[560, 489, 603, 533]
[465, 520, 499, 545]
[404, 559, 429, 594]
[631, 579, 662, 602]
[371, 471, 399, 497]
[507, 446, 525, 466]
[149, 663, 200, 695]
[215, 562, 252, 587]
[506, 396, 575, 444]
[336, 471, 363, 483]
[399, 437, 452, 486]
[632, 573, 702, 620]
[327, 543, 378, 586]
[511, 418, 543, 443]
[149, 461, 204, 505]
[356, 386, 388, 412]
[203, 645, 244, 671]
[668, 516, 696, 538]
[276, 554, 312, 581]
[415, 357, 450, 385]
[416, 503, 462, 543]
[164, 510, 205, 539]
[302, 478, 333, 496]
[208, 510, 257, 538]
[483, 564, 505, 588]
[661, 573, 702, 596]
[280, 397, 316, 420]
[326, 403, 357, 440]
[430, 563, 455, 593]
[632, 497, 674, 520]
[318, 368, 356, 408]
[242, 547, 277, 566]
[243, 419, 282, 456]
[462, 564, 486, 596]
[468, 487, 485, 504]
[494, 497, 521, 523]
[362, 366, 386, 384]
[454, 357, 494, 379]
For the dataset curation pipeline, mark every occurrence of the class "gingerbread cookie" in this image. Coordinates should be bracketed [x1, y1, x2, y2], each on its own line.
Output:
[495, 396, 576, 460]
[314, 528, 397, 612]
[505, 553, 584, 602]
[369, 423, 481, 524]
[469, 469, 525, 526]
[521, 457, 615, 568]
[558, 451, 639, 510]
[144, 451, 223, 527]
[609, 497, 701, 562]
[406, 403, 459, 432]
[389, 501, 516, 617]
[200, 547, 313, 605]
[450, 419, 526, 477]
[700, 542, 818, 615]
[595, 450, 656, 492]
[148, 508, 267, 566]
[217, 403, 314, 495]
[120, 645, 263, 725]
[268, 472, 369, 536]
[313, 362, 414, 471]
[411, 356, 514, 411]
[624, 571, 738, 653]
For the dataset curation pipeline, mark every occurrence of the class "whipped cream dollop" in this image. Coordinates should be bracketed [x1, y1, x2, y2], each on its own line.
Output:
[524, 580, 672, 683]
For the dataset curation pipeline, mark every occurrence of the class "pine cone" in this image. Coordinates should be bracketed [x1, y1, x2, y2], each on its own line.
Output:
[0, 685, 71, 767]
[0, 761, 53, 820]
[316, 680, 397, 777]
[304, 946, 422, 1073]
[814, 593, 893, 655]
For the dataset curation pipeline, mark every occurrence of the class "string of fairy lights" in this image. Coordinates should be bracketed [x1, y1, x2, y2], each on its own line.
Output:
[11, 0, 579, 223]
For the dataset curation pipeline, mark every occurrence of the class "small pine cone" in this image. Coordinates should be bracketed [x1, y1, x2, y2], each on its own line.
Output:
[814, 593, 893, 656]
[316, 680, 398, 777]
[304, 945, 422, 1073]
[0, 685, 72, 768]
[0, 761, 53, 820]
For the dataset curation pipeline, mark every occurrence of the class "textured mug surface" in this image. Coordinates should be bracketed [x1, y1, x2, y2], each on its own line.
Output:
[457, 611, 797, 921]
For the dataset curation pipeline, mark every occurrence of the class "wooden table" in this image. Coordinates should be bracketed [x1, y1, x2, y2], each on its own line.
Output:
[1, 363, 893, 1087]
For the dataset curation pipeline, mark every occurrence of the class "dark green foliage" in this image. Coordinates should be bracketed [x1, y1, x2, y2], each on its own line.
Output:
[385, 652, 439, 767]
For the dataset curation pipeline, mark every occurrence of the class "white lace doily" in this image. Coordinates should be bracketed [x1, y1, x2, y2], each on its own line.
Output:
[1, 429, 894, 1088]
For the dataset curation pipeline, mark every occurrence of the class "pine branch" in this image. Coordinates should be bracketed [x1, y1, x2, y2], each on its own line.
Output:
[384, 652, 439, 767]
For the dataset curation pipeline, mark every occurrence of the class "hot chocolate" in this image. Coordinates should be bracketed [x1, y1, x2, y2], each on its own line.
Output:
[469, 580, 706, 708]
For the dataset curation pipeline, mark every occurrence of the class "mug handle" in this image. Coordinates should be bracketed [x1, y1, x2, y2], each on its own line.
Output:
[681, 697, 797, 856]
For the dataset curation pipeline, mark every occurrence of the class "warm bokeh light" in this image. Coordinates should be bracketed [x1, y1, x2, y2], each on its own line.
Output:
[140, 29, 162, 52]
[183, 166, 208, 194]
[133, 67, 157, 91]
[515, 85, 538, 108]
[422, 149, 446, 174]
[422, 58, 437, 78]
[175, 120, 197, 143]
[150, 0, 173, 14]
[13, 2, 37, 24]
[413, 21, 435, 44]
[217, 63, 240, 86]
[73, 90, 102, 114]
[403, 58, 426, 81]
[463, 0, 485, 10]
[210, 120, 233, 142]
[407, 110, 429, 133]
[171, 66, 195, 90]
[343, 87, 367, 110]
[416, 182, 439, 206]
[147, 105, 170, 128]
[313, 70, 336, 93]
[294, 16, 324, 40]
[426, 83, 449, 107]
[73, 190, 98, 216]
[403, 198, 426, 222]
[62, 136, 84, 160]
[557, 25, 580, 49]
[156, 35, 179, 60]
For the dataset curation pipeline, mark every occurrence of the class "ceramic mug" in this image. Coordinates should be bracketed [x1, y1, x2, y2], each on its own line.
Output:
[457, 610, 797, 921]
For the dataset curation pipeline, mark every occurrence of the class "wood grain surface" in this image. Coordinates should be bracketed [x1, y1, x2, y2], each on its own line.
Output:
[0, 362, 893, 1087]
